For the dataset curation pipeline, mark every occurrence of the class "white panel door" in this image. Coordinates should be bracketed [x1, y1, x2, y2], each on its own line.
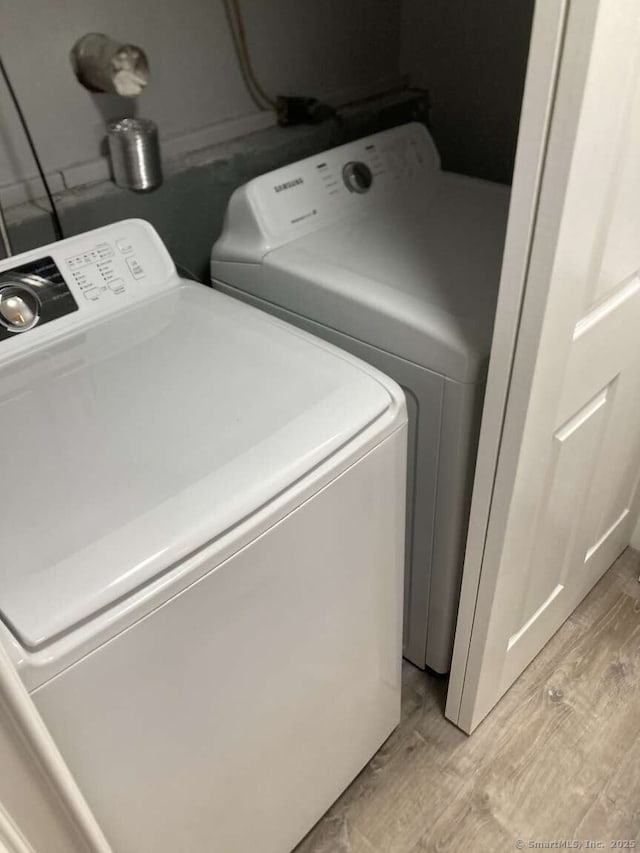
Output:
[447, 0, 640, 733]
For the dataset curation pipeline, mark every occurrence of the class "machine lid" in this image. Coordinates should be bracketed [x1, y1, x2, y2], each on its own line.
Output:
[262, 173, 510, 383]
[0, 284, 393, 649]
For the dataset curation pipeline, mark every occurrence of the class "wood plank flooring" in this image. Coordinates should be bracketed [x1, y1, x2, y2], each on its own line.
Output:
[295, 547, 640, 852]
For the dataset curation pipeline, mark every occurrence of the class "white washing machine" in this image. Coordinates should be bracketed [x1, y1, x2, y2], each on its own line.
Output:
[0, 220, 407, 853]
[211, 122, 510, 673]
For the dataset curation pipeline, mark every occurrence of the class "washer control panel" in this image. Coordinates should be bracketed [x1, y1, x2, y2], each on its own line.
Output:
[0, 219, 176, 352]
[63, 235, 147, 302]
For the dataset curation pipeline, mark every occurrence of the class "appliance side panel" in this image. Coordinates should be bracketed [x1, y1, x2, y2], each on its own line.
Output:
[212, 281, 445, 669]
[31, 429, 406, 853]
[427, 374, 487, 672]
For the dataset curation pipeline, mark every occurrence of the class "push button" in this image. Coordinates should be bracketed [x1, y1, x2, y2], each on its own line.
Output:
[126, 257, 146, 279]
[116, 238, 134, 255]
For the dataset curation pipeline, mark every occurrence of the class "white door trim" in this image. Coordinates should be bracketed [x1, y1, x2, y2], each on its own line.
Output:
[0, 639, 112, 853]
[445, 0, 571, 728]
[0, 802, 34, 853]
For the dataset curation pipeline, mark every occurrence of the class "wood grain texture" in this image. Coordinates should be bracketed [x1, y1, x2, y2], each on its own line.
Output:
[295, 548, 640, 852]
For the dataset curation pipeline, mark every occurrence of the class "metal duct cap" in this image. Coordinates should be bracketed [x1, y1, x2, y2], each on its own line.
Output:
[107, 118, 162, 192]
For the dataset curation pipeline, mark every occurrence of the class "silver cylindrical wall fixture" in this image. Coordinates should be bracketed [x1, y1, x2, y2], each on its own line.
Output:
[71, 34, 149, 98]
[107, 118, 162, 192]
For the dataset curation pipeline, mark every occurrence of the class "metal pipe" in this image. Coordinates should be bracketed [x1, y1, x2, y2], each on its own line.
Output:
[71, 34, 149, 98]
[0, 194, 12, 258]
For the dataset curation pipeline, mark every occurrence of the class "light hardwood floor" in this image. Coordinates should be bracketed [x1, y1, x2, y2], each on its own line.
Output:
[295, 548, 640, 852]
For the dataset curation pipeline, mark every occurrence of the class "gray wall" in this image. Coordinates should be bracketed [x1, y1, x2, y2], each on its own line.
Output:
[0, 0, 536, 201]
[400, 0, 534, 184]
[0, 0, 402, 196]
[0, 1, 535, 273]
[7, 94, 430, 278]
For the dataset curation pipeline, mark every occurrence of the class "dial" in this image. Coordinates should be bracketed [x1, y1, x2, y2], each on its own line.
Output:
[342, 161, 373, 193]
[0, 276, 42, 332]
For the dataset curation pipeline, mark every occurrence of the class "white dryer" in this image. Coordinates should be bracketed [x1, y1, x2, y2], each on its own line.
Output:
[0, 220, 407, 853]
[211, 122, 510, 673]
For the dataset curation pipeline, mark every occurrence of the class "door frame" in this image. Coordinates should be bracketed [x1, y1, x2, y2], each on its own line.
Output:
[0, 640, 111, 853]
[446, 0, 591, 731]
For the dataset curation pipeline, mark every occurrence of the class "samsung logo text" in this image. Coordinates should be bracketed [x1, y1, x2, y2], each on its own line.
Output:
[274, 178, 304, 193]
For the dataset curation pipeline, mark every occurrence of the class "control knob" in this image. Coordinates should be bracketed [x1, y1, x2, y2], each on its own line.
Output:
[0, 274, 43, 332]
[342, 161, 373, 193]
